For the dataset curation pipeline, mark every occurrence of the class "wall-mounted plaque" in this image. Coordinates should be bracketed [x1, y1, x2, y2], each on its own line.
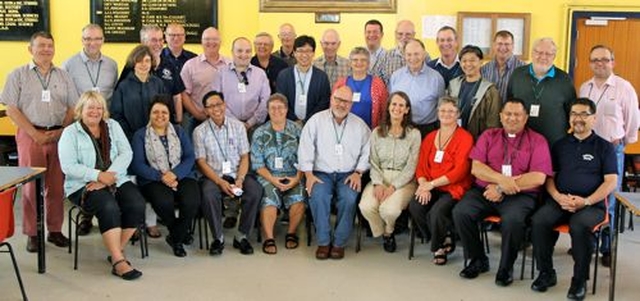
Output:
[0, 0, 50, 40]
[90, 0, 218, 43]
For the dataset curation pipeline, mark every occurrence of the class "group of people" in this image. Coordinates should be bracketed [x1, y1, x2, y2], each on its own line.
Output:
[1, 18, 638, 301]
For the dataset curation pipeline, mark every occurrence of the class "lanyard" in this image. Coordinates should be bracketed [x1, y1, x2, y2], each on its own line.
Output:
[502, 130, 526, 165]
[34, 67, 52, 90]
[588, 83, 610, 106]
[331, 114, 348, 145]
[295, 67, 309, 94]
[530, 78, 545, 102]
[437, 127, 456, 150]
[84, 60, 102, 88]
[208, 120, 229, 161]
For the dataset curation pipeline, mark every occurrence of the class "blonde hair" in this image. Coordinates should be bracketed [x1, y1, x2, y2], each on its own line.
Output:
[74, 91, 110, 121]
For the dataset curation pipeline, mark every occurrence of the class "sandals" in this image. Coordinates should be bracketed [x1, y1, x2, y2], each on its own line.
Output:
[111, 258, 142, 280]
[433, 251, 448, 265]
[285, 233, 299, 249]
[442, 236, 456, 255]
[262, 239, 277, 255]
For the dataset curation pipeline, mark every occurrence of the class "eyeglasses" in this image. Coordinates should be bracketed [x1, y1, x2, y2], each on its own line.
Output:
[295, 49, 314, 55]
[569, 111, 593, 119]
[205, 102, 225, 109]
[533, 50, 556, 57]
[438, 109, 458, 115]
[165, 33, 185, 38]
[82, 37, 104, 42]
[147, 38, 164, 44]
[590, 58, 612, 64]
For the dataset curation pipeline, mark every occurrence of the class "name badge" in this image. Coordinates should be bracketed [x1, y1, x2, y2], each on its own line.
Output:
[434, 150, 444, 163]
[334, 144, 344, 156]
[91, 86, 101, 93]
[274, 157, 284, 169]
[41, 90, 51, 102]
[222, 161, 232, 175]
[501, 164, 512, 177]
[237, 83, 247, 93]
[352, 92, 361, 103]
[298, 94, 307, 107]
[530, 104, 540, 117]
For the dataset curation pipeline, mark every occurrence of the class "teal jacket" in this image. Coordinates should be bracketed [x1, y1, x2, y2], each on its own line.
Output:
[58, 119, 132, 197]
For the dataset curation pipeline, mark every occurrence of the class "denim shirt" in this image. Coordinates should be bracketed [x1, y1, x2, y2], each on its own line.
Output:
[58, 118, 133, 196]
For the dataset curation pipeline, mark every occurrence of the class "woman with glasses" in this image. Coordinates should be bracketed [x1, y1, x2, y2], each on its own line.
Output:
[251, 93, 305, 254]
[334, 46, 388, 129]
[447, 45, 501, 139]
[358, 91, 420, 252]
[408, 96, 473, 265]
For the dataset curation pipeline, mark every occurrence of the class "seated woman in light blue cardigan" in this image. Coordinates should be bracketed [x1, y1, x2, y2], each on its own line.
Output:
[59, 91, 145, 281]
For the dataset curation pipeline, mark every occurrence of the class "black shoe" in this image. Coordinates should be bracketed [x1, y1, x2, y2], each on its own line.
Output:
[233, 238, 254, 255]
[383, 234, 396, 253]
[209, 239, 224, 256]
[531, 270, 557, 292]
[77, 215, 93, 236]
[567, 278, 587, 300]
[223, 217, 237, 229]
[601, 252, 611, 267]
[459, 257, 490, 279]
[183, 234, 194, 246]
[495, 268, 514, 287]
[47, 232, 70, 248]
[166, 236, 187, 257]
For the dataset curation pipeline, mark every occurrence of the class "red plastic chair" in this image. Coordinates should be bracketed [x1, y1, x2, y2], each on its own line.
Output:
[0, 187, 28, 300]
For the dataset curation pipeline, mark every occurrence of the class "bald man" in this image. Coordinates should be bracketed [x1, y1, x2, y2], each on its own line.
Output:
[273, 23, 297, 66]
[374, 20, 429, 85]
[313, 29, 350, 88]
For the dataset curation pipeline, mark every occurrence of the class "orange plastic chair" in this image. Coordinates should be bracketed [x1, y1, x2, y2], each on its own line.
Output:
[0, 187, 28, 300]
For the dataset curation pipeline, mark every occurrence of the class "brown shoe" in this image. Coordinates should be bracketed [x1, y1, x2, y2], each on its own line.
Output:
[47, 232, 70, 248]
[26, 236, 38, 253]
[330, 246, 345, 259]
[315, 245, 331, 260]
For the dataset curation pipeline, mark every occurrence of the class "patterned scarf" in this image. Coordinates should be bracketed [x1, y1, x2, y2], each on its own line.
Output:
[144, 123, 181, 172]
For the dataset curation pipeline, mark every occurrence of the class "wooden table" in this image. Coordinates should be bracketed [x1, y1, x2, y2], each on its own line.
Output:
[611, 192, 640, 300]
[0, 166, 47, 273]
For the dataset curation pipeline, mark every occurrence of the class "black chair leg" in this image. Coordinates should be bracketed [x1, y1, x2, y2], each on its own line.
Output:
[408, 218, 416, 260]
[74, 209, 82, 270]
[2, 242, 28, 301]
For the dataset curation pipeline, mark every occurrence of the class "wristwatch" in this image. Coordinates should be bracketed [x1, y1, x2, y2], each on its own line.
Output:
[584, 198, 591, 206]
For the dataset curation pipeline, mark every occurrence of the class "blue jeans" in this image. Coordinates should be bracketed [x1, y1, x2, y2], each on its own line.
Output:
[601, 142, 625, 254]
[308, 171, 359, 247]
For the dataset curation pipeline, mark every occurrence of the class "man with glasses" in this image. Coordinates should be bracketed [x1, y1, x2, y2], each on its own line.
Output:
[61, 24, 119, 236]
[273, 23, 297, 66]
[313, 29, 350, 89]
[276, 35, 331, 124]
[507, 37, 576, 148]
[194, 91, 262, 256]
[251, 32, 289, 93]
[530, 98, 617, 300]
[181, 27, 229, 137]
[161, 23, 196, 74]
[453, 98, 552, 286]
[298, 85, 371, 260]
[481, 30, 526, 102]
[374, 20, 426, 85]
[427, 26, 462, 88]
[578, 45, 639, 267]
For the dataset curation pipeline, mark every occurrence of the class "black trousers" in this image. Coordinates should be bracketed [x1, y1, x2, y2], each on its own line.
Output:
[69, 182, 145, 233]
[531, 199, 605, 282]
[200, 175, 262, 240]
[408, 191, 457, 252]
[140, 178, 201, 244]
[452, 187, 536, 271]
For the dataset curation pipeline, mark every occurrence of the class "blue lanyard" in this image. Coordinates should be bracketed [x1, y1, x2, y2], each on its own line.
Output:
[208, 120, 229, 161]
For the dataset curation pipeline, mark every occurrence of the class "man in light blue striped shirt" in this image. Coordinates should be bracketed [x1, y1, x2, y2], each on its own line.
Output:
[480, 30, 526, 102]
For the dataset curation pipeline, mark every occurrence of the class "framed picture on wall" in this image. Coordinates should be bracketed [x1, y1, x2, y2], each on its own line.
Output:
[457, 12, 531, 60]
[260, 0, 396, 13]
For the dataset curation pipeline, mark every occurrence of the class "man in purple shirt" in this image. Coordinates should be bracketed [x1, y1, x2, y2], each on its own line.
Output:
[216, 37, 270, 131]
[453, 98, 553, 286]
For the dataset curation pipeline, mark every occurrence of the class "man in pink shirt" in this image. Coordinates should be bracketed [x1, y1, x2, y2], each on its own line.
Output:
[578, 44, 639, 266]
[180, 27, 229, 137]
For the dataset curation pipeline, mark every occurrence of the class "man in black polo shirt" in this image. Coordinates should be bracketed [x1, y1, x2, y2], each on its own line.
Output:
[530, 98, 617, 300]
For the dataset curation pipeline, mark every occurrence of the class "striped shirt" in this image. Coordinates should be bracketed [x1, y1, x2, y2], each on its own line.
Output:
[481, 55, 526, 102]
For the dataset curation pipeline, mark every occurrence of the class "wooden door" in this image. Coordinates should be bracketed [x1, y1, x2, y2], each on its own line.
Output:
[572, 16, 640, 95]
